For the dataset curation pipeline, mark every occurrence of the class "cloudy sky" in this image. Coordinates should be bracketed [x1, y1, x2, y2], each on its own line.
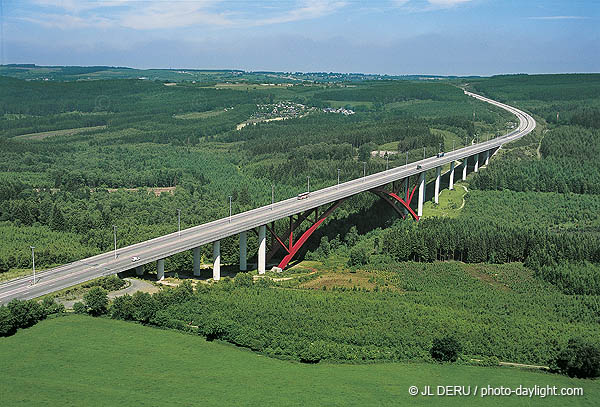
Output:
[1, 0, 598, 75]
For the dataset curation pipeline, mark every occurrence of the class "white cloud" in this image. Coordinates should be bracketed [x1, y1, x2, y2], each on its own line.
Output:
[24, 0, 347, 30]
[528, 16, 590, 21]
[390, 0, 473, 12]
[427, 0, 472, 7]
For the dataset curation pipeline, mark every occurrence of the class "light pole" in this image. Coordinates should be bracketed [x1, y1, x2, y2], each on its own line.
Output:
[307, 176, 310, 193]
[406, 151, 408, 166]
[386, 154, 389, 171]
[177, 209, 181, 237]
[363, 162, 366, 179]
[228, 196, 232, 223]
[465, 135, 468, 146]
[439, 142, 442, 153]
[271, 185, 274, 210]
[30, 246, 36, 285]
[337, 168, 340, 189]
[112, 225, 117, 259]
[423, 146, 426, 159]
[452, 140, 455, 151]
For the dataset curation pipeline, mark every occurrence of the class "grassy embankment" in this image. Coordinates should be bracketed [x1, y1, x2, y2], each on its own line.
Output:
[1, 315, 597, 406]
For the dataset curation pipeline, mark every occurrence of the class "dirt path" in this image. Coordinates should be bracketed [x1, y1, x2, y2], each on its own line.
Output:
[57, 278, 159, 309]
[471, 358, 549, 370]
[253, 269, 319, 282]
[536, 129, 547, 159]
[458, 184, 468, 209]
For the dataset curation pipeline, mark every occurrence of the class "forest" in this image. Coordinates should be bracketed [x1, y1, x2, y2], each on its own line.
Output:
[0, 75, 509, 272]
[1, 72, 599, 374]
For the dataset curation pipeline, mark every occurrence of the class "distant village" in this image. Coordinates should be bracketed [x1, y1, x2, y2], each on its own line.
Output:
[322, 107, 355, 115]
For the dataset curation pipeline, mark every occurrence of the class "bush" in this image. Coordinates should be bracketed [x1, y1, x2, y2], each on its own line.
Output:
[430, 336, 462, 362]
[348, 246, 369, 267]
[73, 301, 87, 314]
[552, 338, 600, 378]
[110, 295, 135, 320]
[83, 286, 108, 316]
[41, 297, 65, 315]
[234, 272, 254, 287]
[98, 275, 126, 291]
[0, 306, 16, 336]
[131, 291, 157, 323]
[7, 299, 46, 329]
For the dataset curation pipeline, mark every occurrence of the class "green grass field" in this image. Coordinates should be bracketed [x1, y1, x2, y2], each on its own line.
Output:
[422, 184, 468, 219]
[1, 315, 596, 406]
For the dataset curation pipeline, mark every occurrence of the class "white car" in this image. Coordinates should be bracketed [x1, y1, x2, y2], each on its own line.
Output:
[131, 256, 140, 262]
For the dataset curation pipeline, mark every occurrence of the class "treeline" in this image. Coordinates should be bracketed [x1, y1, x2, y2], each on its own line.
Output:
[0, 76, 266, 117]
[470, 74, 600, 102]
[101, 268, 600, 367]
[380, 218, 600, 266]
[312, 80, 465, 103]
[224, 113, 440, 156]
[460, 189, 600, 231]
[471, 126, 600, 194]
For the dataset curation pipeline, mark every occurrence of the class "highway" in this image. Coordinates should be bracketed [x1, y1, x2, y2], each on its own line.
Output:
[0, 91, 535, 304]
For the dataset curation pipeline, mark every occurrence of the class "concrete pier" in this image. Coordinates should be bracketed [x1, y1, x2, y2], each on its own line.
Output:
[135, 265, 144, 276]
[193, 247, 201, 276]
[434, 166, 441, 204]
[258, 225, 266, 274]
[417, 171, 425, 217]
[462, 158, 468, 181]
[449, 161, 455, 190]
[402, 177, 409, 215]
[474, 153, 479, 173]
[258, 225, 267, 274]
[239, 231, 247, 271]
[484, 150, 490, 166]
[213, 240, 220, 281]
[157, 259, 165, 281]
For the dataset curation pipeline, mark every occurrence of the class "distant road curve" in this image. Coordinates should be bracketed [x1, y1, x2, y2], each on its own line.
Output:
[0, 90, 535, 304]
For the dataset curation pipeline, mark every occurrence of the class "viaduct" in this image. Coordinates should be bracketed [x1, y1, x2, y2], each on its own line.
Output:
[0, 91, 536, 303]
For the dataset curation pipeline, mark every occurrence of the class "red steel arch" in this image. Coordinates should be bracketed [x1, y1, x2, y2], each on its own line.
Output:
[267, 179, 421, 270]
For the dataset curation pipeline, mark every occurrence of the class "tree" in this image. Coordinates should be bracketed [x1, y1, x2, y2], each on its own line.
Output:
[41, 297, 65, 315]
[110, 295, 135, 320]
[131, 291, 157, 323]
[0, 306, 16, 336]
[7, 299, 46, 329]
[345, 226, 359, 247]
[83, 287, 108, 316]
[552, 338, 600, 379]
[49, 203, 66, 231]
[73, 302, 87, 314]
[348, 246, 369, 267]
[430, 336, 462, 362]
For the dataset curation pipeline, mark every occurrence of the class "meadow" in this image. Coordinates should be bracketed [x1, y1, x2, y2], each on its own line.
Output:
[0, 315, 597, 406]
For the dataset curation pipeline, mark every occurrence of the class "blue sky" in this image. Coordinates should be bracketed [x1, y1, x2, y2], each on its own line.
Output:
[1, 0, 598, 75]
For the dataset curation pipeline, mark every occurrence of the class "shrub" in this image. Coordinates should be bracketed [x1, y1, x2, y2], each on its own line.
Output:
[131, 291, 157, 323]
[0, 306, 16, 336]
[552, 338, 600, 379]
[348, 246, 369, 267]
[234, 272, 253, 287]
[7, 299, 46, 329]
[83, 287, 108, 316]
[98, 275, 126, 291]
[110, 295, 135, 320]
[430, 336, 462, 362]
[73, 301, 87, 314]
[41, 297, 65, 315]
